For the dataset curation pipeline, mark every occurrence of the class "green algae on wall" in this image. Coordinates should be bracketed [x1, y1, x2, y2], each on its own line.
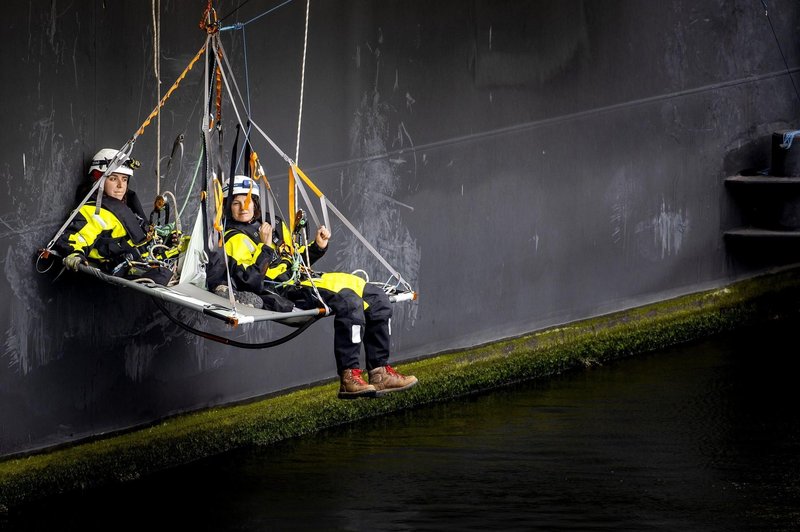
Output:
[2, 266, 800, 511]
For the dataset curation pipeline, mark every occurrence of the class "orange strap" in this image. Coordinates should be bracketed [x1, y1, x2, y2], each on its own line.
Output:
[249, 152, 270, 187]
[249, 152, 261, 180]
[212, 177, 225, 242]
[292, 165, 323, 198]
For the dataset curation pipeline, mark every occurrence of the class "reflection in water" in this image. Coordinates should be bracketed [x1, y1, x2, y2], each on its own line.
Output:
[5, 317, 800, 531]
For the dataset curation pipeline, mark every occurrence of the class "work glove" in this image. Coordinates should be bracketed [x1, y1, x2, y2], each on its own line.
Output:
[171, 233, 190, 253]
[166, 231, 180, 248]
[63, 252, 87, 272]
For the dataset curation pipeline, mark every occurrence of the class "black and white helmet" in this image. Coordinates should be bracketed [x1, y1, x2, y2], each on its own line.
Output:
[222, 174, 260, 198]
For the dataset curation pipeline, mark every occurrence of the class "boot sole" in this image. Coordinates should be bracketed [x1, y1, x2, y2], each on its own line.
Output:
[373, 379, 418, 397]
[337, 389, 377, 400]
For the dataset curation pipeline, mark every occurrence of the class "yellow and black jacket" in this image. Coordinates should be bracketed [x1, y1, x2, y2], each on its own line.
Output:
[55, 193, 151, 270]
[222, 218, 326, 292]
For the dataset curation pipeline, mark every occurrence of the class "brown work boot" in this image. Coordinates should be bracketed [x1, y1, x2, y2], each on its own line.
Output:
[368, 365, 418, 396]
[338, 368, 376, 399]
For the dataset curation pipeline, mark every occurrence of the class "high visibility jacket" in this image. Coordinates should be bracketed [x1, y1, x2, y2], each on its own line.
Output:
[222, 217, 326, 291]
[223, 218, 372, 314]
[55, 194, 151, 269]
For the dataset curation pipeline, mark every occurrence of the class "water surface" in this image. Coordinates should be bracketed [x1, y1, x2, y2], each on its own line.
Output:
[5, 317, 800, 531]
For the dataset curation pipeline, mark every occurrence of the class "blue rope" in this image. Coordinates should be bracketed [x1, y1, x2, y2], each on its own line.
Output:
[781, 130, 800, 150]
[219, 0, 294, 32]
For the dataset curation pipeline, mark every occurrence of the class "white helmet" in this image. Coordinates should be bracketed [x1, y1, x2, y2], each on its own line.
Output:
[222, 175, 260, 198]
[88, 148, 136, 177]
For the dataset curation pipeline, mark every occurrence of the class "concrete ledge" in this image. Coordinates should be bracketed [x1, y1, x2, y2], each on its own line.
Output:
[2, 266, 800, 510]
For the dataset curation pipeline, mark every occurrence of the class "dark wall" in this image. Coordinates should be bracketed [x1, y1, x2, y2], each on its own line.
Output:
[1, 0, 798, 457]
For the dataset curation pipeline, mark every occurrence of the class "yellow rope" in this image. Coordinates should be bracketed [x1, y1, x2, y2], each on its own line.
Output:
[135, 41, 207, 138]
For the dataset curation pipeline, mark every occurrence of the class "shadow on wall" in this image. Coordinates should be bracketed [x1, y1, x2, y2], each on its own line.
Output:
[473, 0, 589, 88]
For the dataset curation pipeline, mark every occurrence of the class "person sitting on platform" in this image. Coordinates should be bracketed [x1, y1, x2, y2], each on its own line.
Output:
[216, 174, 418, 399]
[55, 148, 177, 286]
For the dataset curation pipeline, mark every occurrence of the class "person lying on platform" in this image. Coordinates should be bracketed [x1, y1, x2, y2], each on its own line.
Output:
[215, 174, 418, 399]
[54, 148, 180, 286]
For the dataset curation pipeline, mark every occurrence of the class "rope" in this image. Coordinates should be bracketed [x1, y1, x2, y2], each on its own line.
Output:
[152, 297, 320, 349]
[212, 37, 292, 167]
[211, 33, 411, 291]
[218, 0, 295, 31]
[295, 0, 311, 163]
[780, 130, 800, 150]
[46, 30, 206, 276]
[152, 0, 162, 193]
[760, 0, 800, 106]
[162, 191, 181, 233]
[136, 40, 207, 138]
[232, 28, 253, 175]
[218, 0, 252, 23]
[180, 140, 205, 218]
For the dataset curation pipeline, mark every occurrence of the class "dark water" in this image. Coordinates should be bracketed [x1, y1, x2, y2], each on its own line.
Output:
[4, 317, 800, 531]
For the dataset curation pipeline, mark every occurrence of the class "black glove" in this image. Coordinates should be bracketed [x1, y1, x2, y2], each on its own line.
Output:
[167, 231, 181, 247]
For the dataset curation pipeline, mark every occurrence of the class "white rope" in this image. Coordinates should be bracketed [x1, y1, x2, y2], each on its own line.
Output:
[212, 34, 411, 292]
[295, 0, 311, 163]
[152, 0, 162, 194]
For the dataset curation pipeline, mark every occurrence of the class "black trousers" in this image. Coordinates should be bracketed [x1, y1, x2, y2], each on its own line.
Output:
[286, 281, 392, 374]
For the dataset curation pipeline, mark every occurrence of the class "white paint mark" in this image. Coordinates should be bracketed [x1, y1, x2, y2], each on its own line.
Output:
[606, 171, 635, 249]
[47, 0, 57, 47]
[396, 122, 417, 176]
[652, 199, 688, 258]
[634, 198, 689, 260]
[355, 44, 361, 68]
[394, 69, 399, 91]
[72, 41, 79, 87]
[489, 25, 493, 50]
[461, 184, 464, 196]
[373, 191, 414, 211]
[22, 153, 26, 177]
[610, 202, 627, 244]
[405, 91, 416, 111]
[340, 81, 420, 333]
